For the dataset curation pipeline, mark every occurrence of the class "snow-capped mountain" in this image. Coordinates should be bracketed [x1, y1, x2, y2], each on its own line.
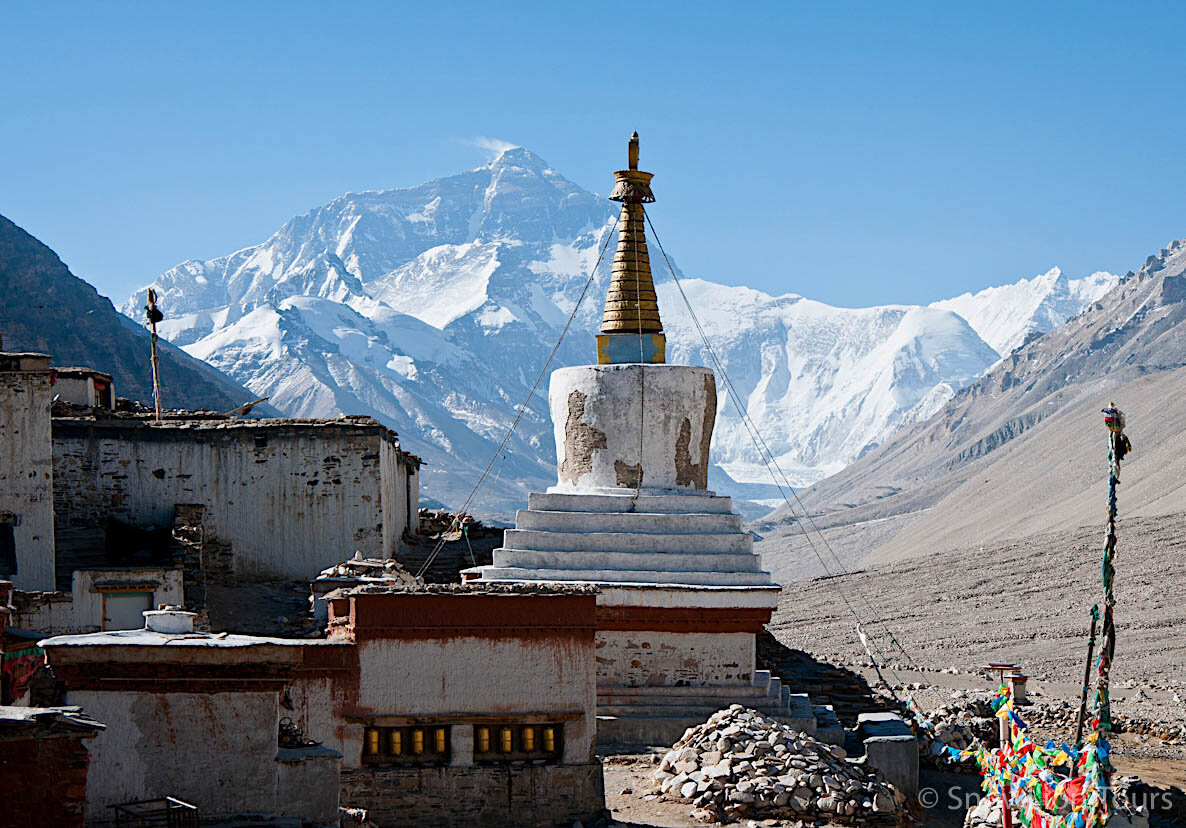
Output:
[931, 267, 1117, 357]
[123, 147, 1114, 519]
[658, 281, 998, 489]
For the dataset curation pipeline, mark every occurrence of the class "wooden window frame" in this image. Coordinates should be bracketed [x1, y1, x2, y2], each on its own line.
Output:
[472, 722, 563, 764]
[361, 725, 450, 766]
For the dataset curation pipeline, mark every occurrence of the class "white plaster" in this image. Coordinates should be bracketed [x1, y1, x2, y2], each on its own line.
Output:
[52, 369, 115, 409]
[595, 584, 780, 609]
[53, 376, 96, 407]
[0, 364, 55, 590]
[529, 491, 734, 513]
[291, 635, 596, 768]
[515, 509, 742, 533]
[13, 567, 185, 634]
[143, 608, 196, 633]
[504, 527, 752, 554]
[70, 689, 281, 821]
[40, 628, 337, 652]
[549, 364, 716, 494]
[52, 423, 418, 580]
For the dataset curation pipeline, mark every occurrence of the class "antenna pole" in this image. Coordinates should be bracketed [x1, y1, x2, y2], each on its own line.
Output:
[146, 289, 164, 421]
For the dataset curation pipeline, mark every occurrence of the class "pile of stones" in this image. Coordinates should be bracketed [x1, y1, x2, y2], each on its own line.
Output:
[643, 705, 905, 824]
[1025, 703, 1186, 745]
[916, 691, 999, 766]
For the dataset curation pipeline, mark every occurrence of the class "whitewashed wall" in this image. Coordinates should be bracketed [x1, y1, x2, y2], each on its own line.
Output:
[291, 636, 596, 767]
[596, 630, 755, 687]
[0, 363, 55, 591]
[53, 422, 416, 580]
[70, 689, 280, 820]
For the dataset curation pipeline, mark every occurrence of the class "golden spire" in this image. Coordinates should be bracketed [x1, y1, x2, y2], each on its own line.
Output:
[601, 132, 662, 336]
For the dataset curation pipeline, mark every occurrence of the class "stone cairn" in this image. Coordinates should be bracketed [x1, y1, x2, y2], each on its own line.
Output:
[643, 705, 905, 824]
[914, 691, 1000, 767]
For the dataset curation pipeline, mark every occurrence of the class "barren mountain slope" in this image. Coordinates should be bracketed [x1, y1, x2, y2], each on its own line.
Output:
[0, 214, 269, 412]
[868, 363, 1186, 563]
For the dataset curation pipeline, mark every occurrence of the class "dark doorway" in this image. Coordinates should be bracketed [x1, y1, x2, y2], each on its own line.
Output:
[0, 523, 16, 578]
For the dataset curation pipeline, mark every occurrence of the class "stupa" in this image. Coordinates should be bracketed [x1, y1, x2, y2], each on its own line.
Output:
[464, 134, 831, 745]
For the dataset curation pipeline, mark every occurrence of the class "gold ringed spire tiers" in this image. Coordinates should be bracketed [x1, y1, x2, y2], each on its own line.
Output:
[597, 132, 666, 364]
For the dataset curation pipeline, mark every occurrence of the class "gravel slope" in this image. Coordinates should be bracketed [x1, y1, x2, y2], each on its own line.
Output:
[767, 514, 1186, 713]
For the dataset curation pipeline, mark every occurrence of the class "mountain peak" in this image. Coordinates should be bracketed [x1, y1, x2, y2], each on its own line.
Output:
[488, 145, 551, 173]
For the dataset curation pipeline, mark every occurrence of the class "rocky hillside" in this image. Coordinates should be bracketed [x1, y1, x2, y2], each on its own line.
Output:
[123, 147, 1113, 519]
[0, 214, 269, 412]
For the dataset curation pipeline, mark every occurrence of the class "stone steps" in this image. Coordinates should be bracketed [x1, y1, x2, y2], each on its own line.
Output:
[515, 508, 743, 534]
[493, 548, 763, 573]
[529, 492, 735, 514]
[813, 704, 846, 746]
[503, 528, 752, 555]
[472, 565, 775, 587]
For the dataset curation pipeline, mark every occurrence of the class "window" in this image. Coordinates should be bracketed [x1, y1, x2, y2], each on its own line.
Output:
[362, 725, 449, 765]
[473, 723, 562, 763]
[102, 591, 154, 630]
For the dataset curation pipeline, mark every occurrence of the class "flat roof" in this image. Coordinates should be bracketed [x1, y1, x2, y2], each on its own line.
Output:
[53, 366, 114, 381]
[332, 582, 600, 598]
[39, 628, 346, 649]
[0, 352, 52, 372]
[0, 705, 105, 736]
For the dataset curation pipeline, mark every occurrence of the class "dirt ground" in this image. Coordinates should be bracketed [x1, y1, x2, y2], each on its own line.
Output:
[764, 513, 1186, 724]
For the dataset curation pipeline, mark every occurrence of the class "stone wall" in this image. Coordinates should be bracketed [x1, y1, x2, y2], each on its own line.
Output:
[0, 731, 92, 828]
[51, 419, 416, 580]
[595, 630, 755, 687]
[339, 762, 604, 828]
[0, 358, 56, 591]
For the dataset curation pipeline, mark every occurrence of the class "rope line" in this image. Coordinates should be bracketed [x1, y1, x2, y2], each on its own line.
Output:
[642, 208, 911, 696]
[414, 214, 619, 578]
[632, 204, 646, 503]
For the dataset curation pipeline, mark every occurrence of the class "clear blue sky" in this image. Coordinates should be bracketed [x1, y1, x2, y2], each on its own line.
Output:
[2, 1, 1184, 308]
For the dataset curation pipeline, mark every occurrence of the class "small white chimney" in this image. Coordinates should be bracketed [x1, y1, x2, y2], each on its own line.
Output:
[143, 606, 197, 634]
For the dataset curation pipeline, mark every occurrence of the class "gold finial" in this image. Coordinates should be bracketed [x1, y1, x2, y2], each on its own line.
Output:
[601, 133, 662, 340]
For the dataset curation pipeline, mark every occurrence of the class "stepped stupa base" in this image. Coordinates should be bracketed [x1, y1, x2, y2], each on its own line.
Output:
[463, 490, 821, 745]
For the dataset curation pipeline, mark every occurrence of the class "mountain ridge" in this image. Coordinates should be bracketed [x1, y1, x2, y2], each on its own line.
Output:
[122, 147, 1117, 518]
[0, 214, 273, 414]
[758, 237, 1186, 575]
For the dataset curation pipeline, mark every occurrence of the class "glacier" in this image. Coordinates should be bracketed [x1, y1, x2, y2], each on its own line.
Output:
[124, 147, 1117, 520]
